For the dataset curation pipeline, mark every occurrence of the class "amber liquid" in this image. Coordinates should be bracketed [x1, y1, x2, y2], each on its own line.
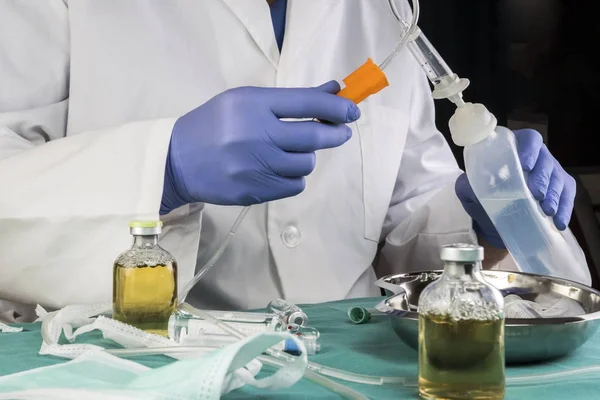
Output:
[112, 263, 177, 336]
[418, 313, 505, 400]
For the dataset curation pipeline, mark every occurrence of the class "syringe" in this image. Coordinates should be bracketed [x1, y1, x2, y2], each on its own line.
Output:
[405, 30, 469, 105]
[392, 33, 468, 106]
[380, 0, 469, 108]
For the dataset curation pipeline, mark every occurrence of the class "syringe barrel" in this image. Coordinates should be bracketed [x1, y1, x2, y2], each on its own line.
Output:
[406, 30, 454, 86]
[168, 311, 280, 342]
[204, 310, 274, 324]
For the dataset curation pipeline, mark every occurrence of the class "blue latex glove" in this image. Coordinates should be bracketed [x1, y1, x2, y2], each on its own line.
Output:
[456, 129, 576, 248]
[161, 81, 360, 214]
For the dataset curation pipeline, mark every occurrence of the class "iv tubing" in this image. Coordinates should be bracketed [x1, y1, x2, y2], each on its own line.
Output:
[506, 365, 600, 386]
[257, 355, 369, 400]
[379, 0, 421, 71]
[184, 308, 373, 399]
[108, 346, 600, 389]
[179, 205, 251, 303]
[181, 304, 407, 386]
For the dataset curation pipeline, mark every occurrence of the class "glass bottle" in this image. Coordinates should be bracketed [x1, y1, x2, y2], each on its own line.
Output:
[112, 220, 177, 336]
[418, 244, 505, 400]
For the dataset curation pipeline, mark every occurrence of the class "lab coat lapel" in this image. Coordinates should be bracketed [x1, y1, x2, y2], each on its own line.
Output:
[282, 0, 342, 66]
[221, 0, 280, 69]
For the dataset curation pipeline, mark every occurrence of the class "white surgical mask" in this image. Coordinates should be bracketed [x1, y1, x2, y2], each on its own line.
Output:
[0, 303, 307, 399]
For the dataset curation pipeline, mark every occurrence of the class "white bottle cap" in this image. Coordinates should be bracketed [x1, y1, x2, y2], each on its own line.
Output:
[448, 102, 498, 146]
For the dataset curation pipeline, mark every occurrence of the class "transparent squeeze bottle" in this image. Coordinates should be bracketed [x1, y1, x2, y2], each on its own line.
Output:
[448, 103, 591, 285]
[113, 220, 177, 336]
[418, 244, 505, 400]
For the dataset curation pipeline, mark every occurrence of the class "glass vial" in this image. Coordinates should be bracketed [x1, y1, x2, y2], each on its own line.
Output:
[267, 299, 308, 326]
[418, 244, 505, 400]
[112, 220, 177, 336]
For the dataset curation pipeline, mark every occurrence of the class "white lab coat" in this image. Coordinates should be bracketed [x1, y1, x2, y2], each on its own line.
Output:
[0, 0, 486, 319]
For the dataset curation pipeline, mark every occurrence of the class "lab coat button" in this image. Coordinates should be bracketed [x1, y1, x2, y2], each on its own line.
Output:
[281, 226, 301, 248]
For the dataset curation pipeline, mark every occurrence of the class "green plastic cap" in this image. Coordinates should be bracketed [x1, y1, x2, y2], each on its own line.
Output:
[348, 306, 371, 324]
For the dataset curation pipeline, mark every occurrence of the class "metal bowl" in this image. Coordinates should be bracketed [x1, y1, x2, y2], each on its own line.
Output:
[375, 270, 600, 364]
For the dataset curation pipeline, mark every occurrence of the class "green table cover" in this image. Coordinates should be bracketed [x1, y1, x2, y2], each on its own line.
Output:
[1, 297, 598, 399]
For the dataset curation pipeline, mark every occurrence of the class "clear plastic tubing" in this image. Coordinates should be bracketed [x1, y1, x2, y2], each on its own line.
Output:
[257, 355, 370, 400]
[190, 307, 407, 386]
[379, 0, 421, 71]
[179, 205, 251, 303]
[194, 309, 275, 324]
[506, 366, 600, 386]
[107, 346, 600, 391]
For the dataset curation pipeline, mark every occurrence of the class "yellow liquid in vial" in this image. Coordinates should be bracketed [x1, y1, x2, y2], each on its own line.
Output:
[113, 263, 177, 336]
[418, 313, 505, 400]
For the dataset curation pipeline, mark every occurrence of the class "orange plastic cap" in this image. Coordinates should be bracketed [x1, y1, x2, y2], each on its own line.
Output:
[337, 58, 389, 105]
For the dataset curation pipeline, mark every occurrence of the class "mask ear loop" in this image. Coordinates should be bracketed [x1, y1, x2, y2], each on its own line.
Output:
[40, 309, 59, 345]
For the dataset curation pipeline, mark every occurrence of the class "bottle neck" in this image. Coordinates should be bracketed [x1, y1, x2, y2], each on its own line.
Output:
[442, 261, 483, 280]
[132, 234, 158, 248]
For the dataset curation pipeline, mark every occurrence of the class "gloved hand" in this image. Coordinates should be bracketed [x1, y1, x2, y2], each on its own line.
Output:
[161, 81, 359, 214]
[456, 128, 576, 248]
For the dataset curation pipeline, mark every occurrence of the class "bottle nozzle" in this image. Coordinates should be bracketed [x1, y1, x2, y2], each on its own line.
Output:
[449, 94, 466, 108]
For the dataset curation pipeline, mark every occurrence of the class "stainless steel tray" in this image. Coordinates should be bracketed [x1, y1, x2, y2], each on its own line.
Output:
[375, 270, 600, 364]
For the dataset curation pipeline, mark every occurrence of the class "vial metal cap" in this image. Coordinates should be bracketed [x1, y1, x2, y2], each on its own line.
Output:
[288, 311, 308, 327]
[440, 243, 484, 262]
[129, 220, 162, 236]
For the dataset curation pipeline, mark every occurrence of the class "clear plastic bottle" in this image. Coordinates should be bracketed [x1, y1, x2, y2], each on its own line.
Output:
[449, 103, 591, 285]
[113, 220, 177, 336]
[418, 244, 505, 400]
